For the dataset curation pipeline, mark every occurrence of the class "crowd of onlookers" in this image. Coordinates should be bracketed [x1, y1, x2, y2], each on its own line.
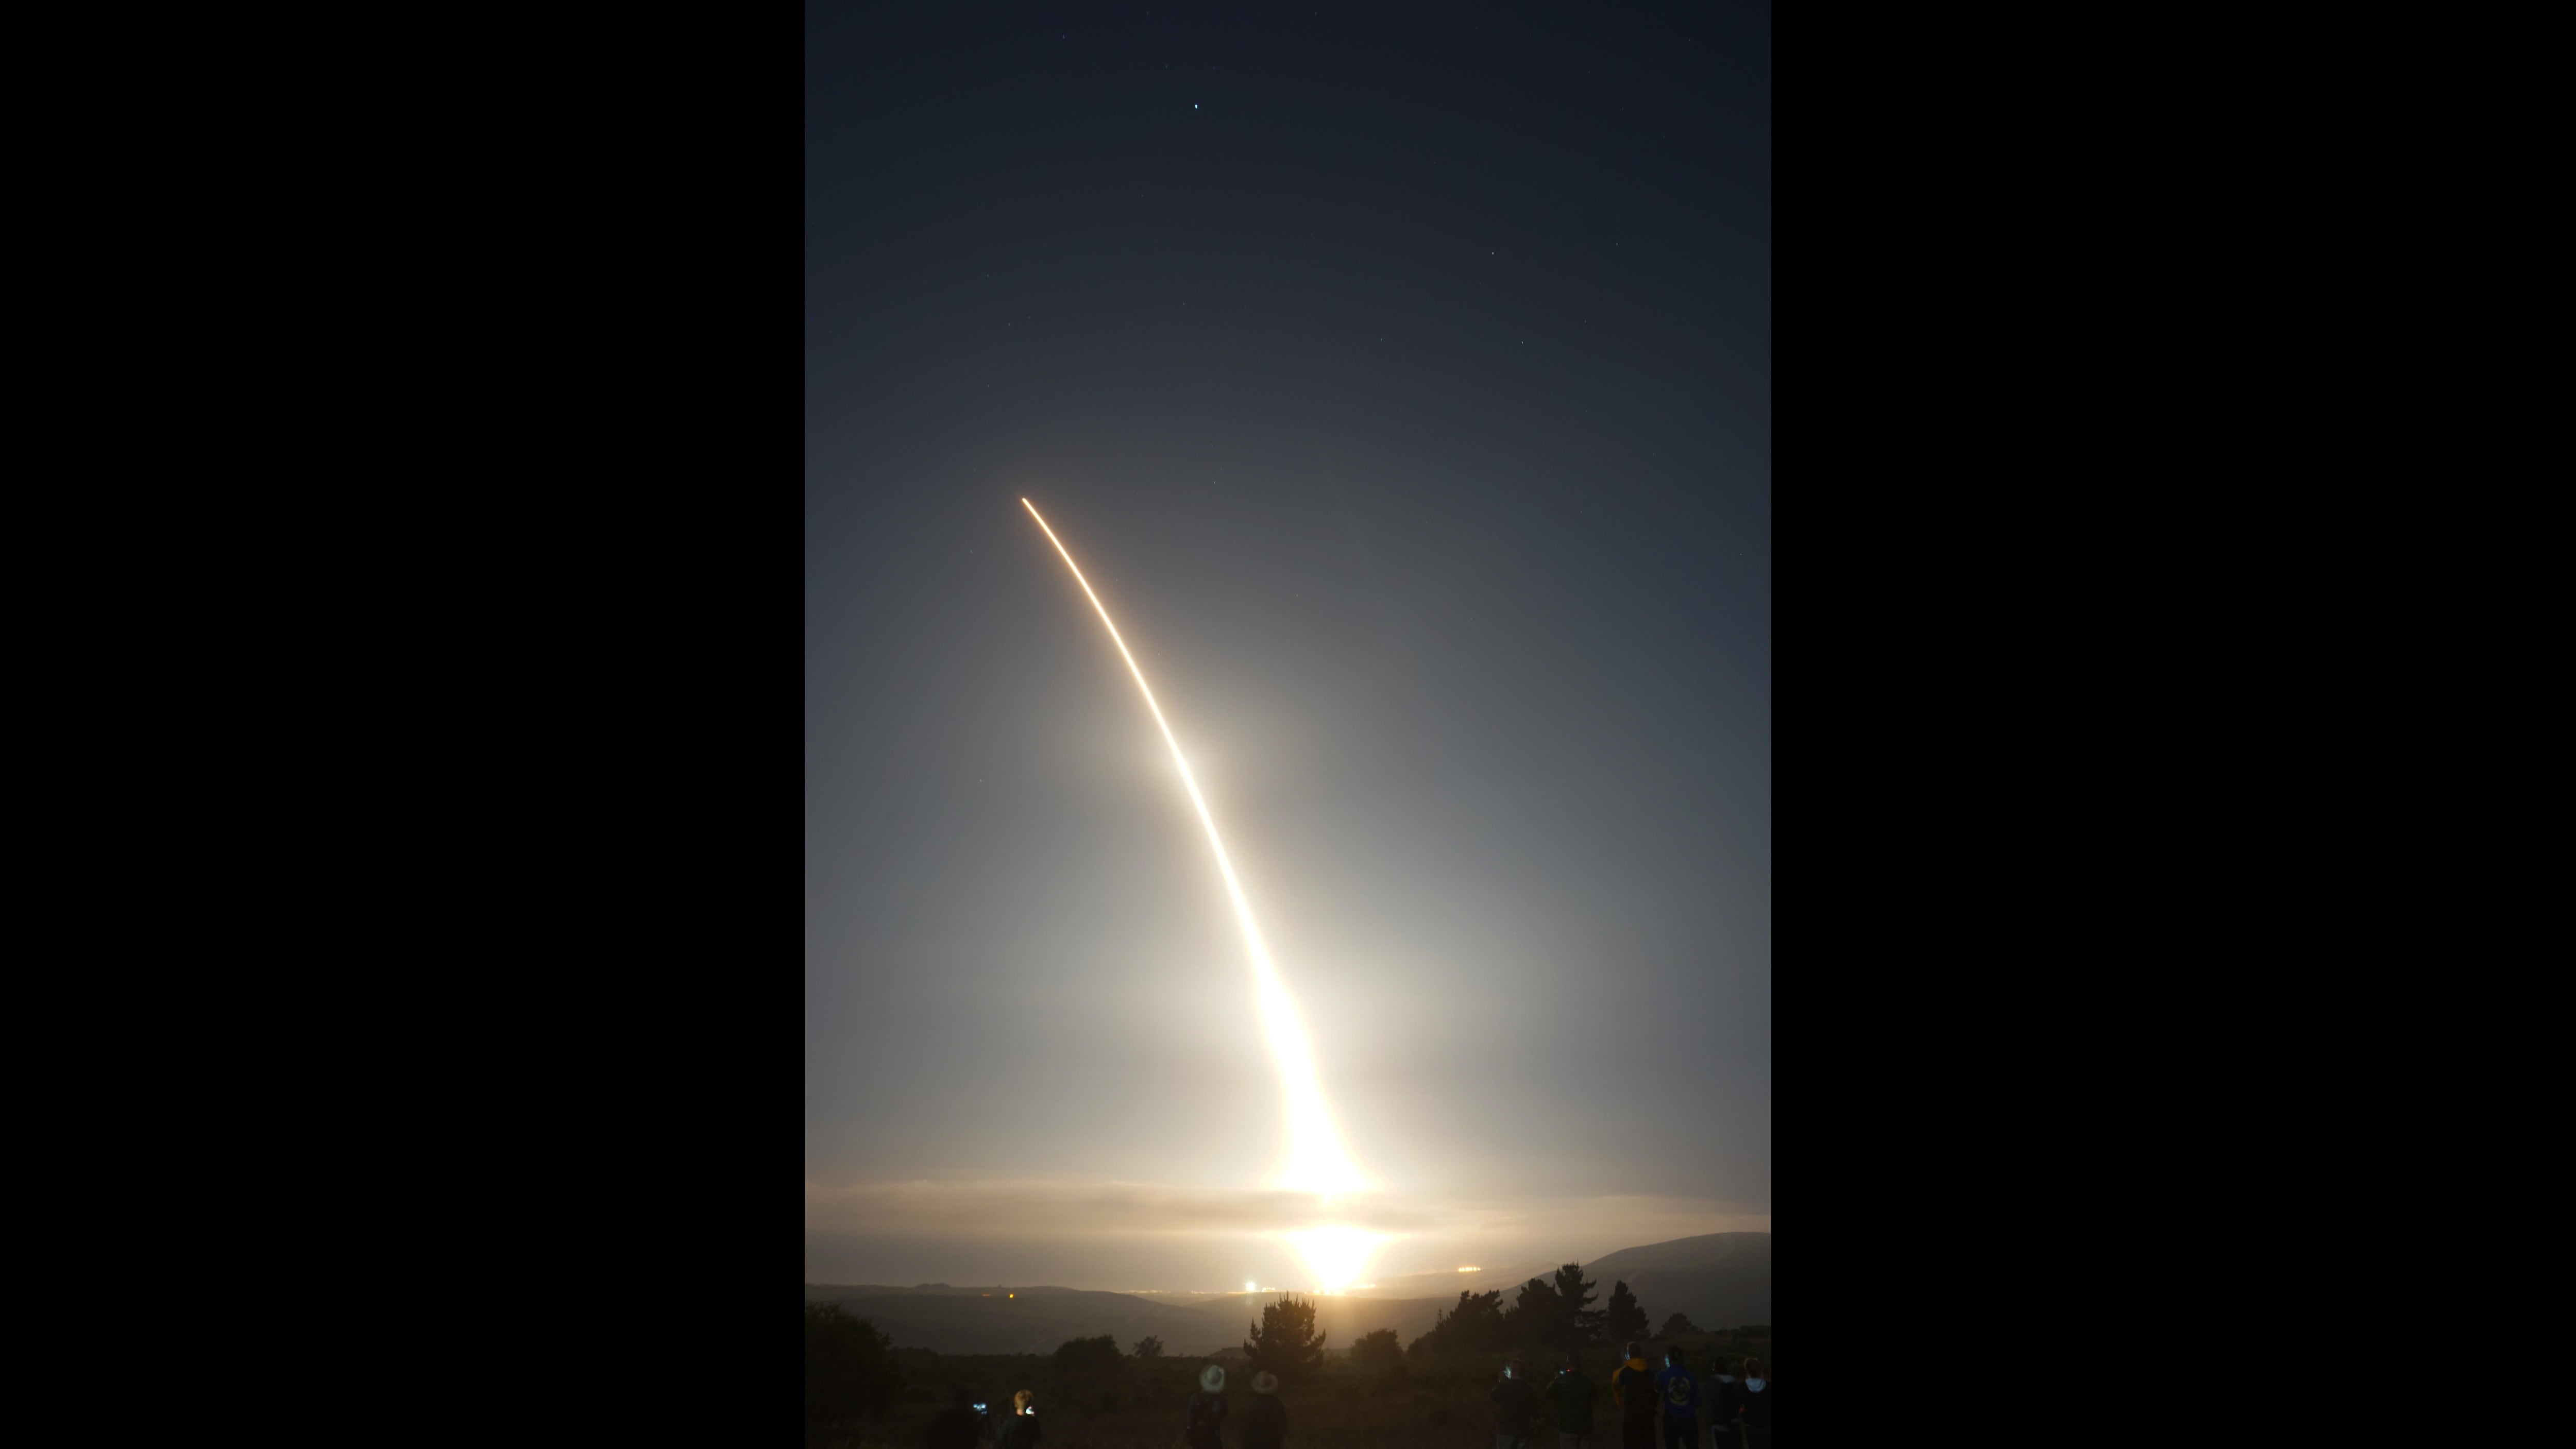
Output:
[1502, 1341, 1771, 1449]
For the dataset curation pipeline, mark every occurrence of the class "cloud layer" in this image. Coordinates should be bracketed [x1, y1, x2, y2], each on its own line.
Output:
[804, 1177, 1771, 1289]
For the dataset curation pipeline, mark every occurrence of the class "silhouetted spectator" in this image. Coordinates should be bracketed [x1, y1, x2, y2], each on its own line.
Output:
[1544, 1351, 1598, 1448]
[1611, 1342, 1658, 1448]
[1184, 1365, 1229, 1449]
[1243, 1369, 1289, 1448]
[1739, 1359, 1771, 1449]
[1705, 1356, 1743, 1447]
[1492, 1355, 1538, 1449]
[998, 1389, 1040, 1448]
[924, 1385, 982, 1448]
[1652, 1347, 1699, 1449]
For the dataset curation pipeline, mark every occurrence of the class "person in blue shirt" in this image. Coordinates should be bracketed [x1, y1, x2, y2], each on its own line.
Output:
[1651, 1346, 1699, 1449]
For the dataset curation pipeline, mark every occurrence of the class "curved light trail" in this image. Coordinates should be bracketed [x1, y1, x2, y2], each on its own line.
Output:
[1021, 498, 1370, 1203]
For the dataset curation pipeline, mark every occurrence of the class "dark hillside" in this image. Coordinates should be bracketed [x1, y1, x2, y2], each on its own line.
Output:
[1581, 1232, 1771, 1332]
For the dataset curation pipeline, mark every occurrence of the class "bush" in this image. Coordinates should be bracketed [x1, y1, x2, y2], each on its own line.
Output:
[805, 1303, 904, 1443]
[1659, 1313, 1700, 1339]
[1131, 1335, 1163, 1359]
[1054, 1334, 1123, 1375]
[1350, 1327, 1404, 1377]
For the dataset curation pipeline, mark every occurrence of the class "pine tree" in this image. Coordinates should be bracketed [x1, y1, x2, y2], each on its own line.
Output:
[1604, 1280, 1649, 1343]
[1508, 1277, 1564, 1350]
[1244, 1294, 1328, 1382]
[1553, 1262, 1603, 1347]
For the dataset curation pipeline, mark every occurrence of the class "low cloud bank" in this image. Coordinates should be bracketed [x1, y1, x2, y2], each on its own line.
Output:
[804, 1177, 1770, 1287]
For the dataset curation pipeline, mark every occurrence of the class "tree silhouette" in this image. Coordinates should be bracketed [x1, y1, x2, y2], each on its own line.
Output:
[1244, 1294, 1328, 1382]
[1659, 1312, 1699, 1339]
[804, 1303, 905, 1444]
[1604, 1281, 1649, 1343]
[1553, 1263, 1603, 1347]
[1508, 1277, 1565, 1351]
[1408, 1288, 1507, 1358]
[1131, 1335, 1164, 1359]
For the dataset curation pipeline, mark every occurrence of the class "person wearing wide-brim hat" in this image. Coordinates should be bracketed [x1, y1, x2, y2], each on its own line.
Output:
[1242, 1370, 1289, 1449]
[1183, 1365, 1229, 1449]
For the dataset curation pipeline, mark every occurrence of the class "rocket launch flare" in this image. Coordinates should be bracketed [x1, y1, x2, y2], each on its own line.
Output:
[1021, 497, 1370, 1199]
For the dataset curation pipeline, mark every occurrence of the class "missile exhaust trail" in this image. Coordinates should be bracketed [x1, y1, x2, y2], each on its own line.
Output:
[1021, 497, 1368, 1199]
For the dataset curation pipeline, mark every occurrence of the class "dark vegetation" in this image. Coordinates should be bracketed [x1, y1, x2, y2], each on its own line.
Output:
[806, 1253, 1773, 1445]
[1054, 1334, 1124, 1375]
[1349, 1327, 1403, 1377]
[1242, 1294, 1327, 1382]
[805, 1303, 905, 1446]
[1605, 1278, 1650, 1342]
[1408, 1262, 1611, 1359]
[815, 1326, 1777, 1448]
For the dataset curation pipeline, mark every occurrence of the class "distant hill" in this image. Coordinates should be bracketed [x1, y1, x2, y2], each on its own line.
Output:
[803, 1232, 1770, 1355]
[1581, 1232, 1771, 1332]
[805, 1284, 1239, 1355]
[1346, 1262, 1555, 1301]
[802, 1284, 1460, 1357]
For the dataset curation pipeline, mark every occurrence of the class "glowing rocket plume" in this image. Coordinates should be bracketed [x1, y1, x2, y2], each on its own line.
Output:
[1021, 497, 1369, 1198]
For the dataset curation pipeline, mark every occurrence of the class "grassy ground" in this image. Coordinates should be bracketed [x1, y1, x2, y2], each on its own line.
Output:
[834, 1334, 1774, 1449]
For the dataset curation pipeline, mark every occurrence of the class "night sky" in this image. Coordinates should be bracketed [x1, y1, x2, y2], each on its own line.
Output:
[805, 1, 1770, 1291]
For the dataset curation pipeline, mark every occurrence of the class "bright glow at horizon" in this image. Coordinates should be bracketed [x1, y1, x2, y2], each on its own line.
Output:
[1021, 498, 1370, 1197]
[1288, 1224, 1386, 1294]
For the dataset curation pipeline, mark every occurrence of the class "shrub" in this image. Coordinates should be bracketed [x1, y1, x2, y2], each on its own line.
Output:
[1659, 1313, 1700, 1339]
[1131, 1335, 1164, 1359]
[1054, 1334, 1123, 1375]
[1350, 1327, 1404, 1377]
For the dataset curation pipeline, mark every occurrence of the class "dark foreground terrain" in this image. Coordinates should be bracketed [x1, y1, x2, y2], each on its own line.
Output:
[831, 1333, 1776, 1449]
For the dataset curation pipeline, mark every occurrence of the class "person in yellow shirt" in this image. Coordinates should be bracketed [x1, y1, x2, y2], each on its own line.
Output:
[1609, 1342, 1657, 1449]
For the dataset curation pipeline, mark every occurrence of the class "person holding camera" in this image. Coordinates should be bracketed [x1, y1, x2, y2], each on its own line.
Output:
[1492, 1355, 1539, 1449]
[1544, 1352, 1599, 1448]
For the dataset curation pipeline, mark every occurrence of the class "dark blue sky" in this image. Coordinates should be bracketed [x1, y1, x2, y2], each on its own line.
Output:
[805, 0, 1769, 1289]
